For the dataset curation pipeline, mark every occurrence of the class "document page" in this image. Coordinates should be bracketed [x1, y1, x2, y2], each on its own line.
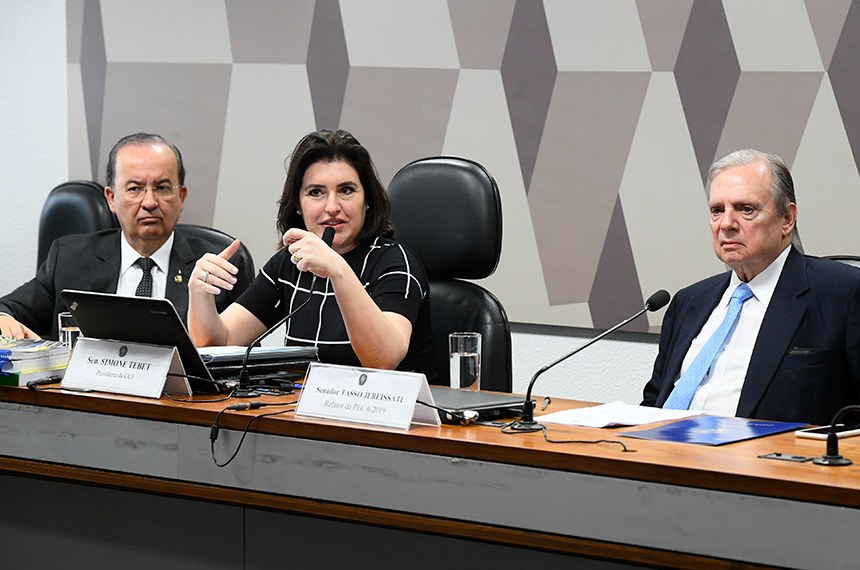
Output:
[538, 401, 702, 428]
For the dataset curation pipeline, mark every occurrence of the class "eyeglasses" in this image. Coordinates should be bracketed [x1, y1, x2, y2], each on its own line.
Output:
[123, 184, 181, 200]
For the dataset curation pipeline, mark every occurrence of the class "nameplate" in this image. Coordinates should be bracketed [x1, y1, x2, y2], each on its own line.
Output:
[62, 338, 191, 398]
[295, 362, 440, 430]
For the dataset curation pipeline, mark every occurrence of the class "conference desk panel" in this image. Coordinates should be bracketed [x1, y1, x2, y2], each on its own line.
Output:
[1, 386, 859, 569]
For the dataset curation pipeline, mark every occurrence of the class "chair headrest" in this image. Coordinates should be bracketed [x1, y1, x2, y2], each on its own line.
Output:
[38, 181, 119, 267]
[387, 157, 502, 280]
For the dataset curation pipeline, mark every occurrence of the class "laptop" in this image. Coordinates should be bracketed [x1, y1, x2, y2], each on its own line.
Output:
[429, 386, 529, 423]
[60, 290, 315, 394]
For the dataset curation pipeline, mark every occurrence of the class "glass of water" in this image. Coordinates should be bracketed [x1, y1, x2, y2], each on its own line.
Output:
[449, 332, 481, 391]
[57, 311, 81, 349]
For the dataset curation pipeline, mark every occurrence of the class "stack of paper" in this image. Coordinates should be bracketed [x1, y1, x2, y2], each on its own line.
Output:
[0, 336, 70, 386]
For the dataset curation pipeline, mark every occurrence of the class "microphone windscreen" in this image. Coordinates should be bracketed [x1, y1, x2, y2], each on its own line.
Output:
[322, 226, 336, 247]
[646, 289, 671, 311]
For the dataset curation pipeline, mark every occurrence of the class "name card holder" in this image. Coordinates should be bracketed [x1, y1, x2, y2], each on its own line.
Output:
[61, 337, 191, 398]
[295, 362, 440, 430]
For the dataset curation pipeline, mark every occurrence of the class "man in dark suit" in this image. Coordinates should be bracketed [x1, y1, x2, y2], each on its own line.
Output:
[642, 149, 860, 425]
[0, 133, 248, 339]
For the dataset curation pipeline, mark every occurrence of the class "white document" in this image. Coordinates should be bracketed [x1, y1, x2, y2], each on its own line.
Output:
[538, 401, 703, 428]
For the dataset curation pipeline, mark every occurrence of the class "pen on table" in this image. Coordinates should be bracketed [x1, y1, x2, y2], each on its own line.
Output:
[541, 396, 552, 411]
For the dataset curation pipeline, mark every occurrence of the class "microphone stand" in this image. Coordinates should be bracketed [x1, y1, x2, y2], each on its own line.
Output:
[812, 405, 860, 466]
[508, 290, 670, 433]
[233, 226, 335, 398]
[233, 297, 315, 398]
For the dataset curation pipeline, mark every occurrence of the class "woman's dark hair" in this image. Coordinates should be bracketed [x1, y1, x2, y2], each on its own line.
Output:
[276, 129, 393, 244]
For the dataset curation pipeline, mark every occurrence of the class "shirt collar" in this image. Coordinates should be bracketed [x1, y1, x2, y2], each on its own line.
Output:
[728, 245, 791, 309]
[119, 232, 175, 274]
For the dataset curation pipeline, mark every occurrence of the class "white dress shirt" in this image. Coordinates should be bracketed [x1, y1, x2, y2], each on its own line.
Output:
[681, 245, 791, 417]
[115, 232, 175, 298]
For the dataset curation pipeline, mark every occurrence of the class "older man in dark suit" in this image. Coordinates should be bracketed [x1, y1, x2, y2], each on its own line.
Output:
[642, 149, 860, 425]
[0, 133, 249, 339]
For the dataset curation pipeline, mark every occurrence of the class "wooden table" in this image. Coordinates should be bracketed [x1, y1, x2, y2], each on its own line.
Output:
[1, 385, 858, 569]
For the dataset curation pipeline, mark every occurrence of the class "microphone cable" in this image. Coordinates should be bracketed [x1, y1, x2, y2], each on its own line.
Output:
[813, 405, 860, 466]
[416, 400, 480, 426]
[209, 401, 297, 467]
[162, 372, 236, 403]
[25, 375, 64, 391]
[500, 419, 634, 452]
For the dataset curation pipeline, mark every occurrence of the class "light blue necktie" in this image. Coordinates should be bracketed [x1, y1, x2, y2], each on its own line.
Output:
[663, 283, 754, 410]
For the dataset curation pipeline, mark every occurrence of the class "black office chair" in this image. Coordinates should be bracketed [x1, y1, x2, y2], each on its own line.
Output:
[387, 156, 512, 392]
[38, 180, 119, 268]
[825, 255, 860, 269]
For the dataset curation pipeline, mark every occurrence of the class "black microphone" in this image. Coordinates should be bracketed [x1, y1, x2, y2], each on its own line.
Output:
[234, 226, 335, 397]
[812, 405, 860, 466]
[508, 289, 671, 432]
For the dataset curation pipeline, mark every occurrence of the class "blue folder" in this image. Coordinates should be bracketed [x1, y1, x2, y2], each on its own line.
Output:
[620, 415, 807, 445]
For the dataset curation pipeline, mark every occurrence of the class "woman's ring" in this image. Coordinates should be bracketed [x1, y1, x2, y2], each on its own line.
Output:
[292, 254, 301, 264]
[200, 270, 210, 283]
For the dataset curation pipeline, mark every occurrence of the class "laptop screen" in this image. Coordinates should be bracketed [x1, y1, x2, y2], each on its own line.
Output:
[61, 289, 220, 394]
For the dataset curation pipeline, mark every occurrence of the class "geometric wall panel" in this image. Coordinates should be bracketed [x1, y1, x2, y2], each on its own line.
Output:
[716, 72, 823, 167]
[340, 67, 459, 183]
[99, 63, 232, 225]
[545, 1, 651, 72]
[724, 0, 823, 72]
[68, 0, 860, 331]
[675, 0, 740, 181]
[528, 71, 649, 307]
[502, 0, 556, 192]
[806, 0, 852, 68]
[448, 0, 515, 70]
[226, 0, 315, 64]
[830, 0, 860, 179]
[637, 0, 694, 72]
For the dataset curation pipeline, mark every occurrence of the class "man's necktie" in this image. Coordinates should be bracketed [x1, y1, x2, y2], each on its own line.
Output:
[134, 257, 156, 297]
[663, 283, 755, 410]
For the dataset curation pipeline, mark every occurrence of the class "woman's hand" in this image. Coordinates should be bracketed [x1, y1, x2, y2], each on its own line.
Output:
[189, 239, 241, 297]
[283, 229, 342, 279]
[187, 239, 246, 347]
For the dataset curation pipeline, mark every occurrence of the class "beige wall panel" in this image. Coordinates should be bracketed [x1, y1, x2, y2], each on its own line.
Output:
[67, 63, 93, 181]
[724, 0, 823, 71]
[101, 0, 232, 63]
[442, 69, 593, 326]
[340, 0, 459, 68]
[792, 76, 860, 257]
[214, 64, 317, 268]
[545, 0, 650, 72]
[619, 73, 724, 330]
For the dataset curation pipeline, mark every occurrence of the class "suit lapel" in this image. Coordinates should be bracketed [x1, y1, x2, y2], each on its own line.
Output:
[91, 232, 122, 293]
[165, 230, 195, 319]
[736, 247, 808, 417]
[656, 275, 730, 405]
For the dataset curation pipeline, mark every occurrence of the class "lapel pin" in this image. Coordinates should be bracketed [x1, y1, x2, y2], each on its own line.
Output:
[174, 270, 183, 284]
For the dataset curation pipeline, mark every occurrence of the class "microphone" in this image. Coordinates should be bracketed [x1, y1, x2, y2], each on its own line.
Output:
[234, 226, 336, 398]
[26, 375, 63, 390]
[813, 405, 860, 466]
[508, 289, 671, 432]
